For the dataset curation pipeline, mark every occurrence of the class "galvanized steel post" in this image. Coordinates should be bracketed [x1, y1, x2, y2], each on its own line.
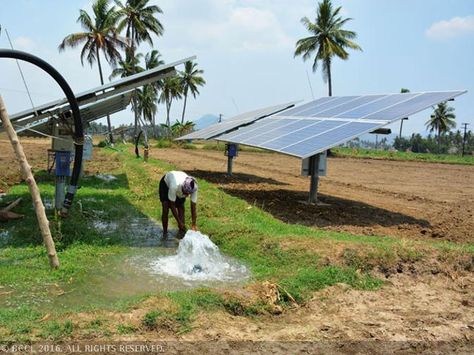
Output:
[308, 154, 320, 203]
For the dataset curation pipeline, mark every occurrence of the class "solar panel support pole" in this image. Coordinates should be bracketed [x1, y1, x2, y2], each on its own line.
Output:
[225, 143, 238, 176]
[227, 155, 234, 176]
[308, 154, 320, 204]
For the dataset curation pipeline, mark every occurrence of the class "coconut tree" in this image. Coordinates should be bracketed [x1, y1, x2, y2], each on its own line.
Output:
[143, 50, 164, 136]
[59, 0, 127, 143]
[115, 0, 164, 52]
[109, 51, 147, 155]
[425, 101, 456, 153]
[115, 0, 164, 135]
[109, 51, 143, 79]
[294, 0, 361, 96]
[137, 85, 157, 126]
[179, 61, 206, 124]
[159, 76, 182, 132]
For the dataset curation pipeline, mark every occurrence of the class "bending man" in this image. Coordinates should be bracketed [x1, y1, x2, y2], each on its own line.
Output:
[159, 171, 198, 235]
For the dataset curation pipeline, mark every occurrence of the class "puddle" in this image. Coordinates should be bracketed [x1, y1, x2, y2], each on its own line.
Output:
[1, 220, 249, 312]
[93, 220, 118, 233]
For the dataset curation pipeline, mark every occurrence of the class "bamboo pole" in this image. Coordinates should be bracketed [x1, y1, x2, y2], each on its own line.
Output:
[0, 95, 59, 269]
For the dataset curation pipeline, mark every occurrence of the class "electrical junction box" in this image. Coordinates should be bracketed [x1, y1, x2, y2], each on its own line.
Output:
[225, 143, 239, 157]
[55, 151, 72, 177]
[51, 123, 75, 152]
[301, 150, 327, 176]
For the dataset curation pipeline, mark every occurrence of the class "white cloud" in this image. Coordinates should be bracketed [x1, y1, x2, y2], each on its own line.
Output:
[426, 15, 474, 41]
[13, 36, 36, 51]
[157, 0, 294, 53]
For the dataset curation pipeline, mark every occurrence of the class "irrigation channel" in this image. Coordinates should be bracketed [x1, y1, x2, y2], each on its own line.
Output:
[0, 219, 249, 312]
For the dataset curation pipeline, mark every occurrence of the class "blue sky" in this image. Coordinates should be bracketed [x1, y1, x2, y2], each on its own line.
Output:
[0, 0, 473, 136]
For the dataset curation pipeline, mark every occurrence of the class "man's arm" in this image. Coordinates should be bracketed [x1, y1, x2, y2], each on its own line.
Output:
[169, 201, 185, 231]
[191, 201, 197, 231]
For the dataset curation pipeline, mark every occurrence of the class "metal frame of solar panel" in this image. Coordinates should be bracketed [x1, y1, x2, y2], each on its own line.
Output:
[14, 91, 134, 135]
[1, 56, 196, 134]
[217, 91, 467, 159]
[176, 101, 298, 141]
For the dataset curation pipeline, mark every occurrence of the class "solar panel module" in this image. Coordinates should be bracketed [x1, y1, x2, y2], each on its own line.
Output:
[217, 90, 467, 159]
[176, 101, 298, 141]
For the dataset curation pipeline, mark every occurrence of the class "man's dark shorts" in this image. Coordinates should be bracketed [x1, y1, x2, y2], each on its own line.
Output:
[159, 176, 185, 207]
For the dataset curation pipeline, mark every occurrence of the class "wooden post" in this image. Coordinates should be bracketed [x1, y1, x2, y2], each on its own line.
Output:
[0, 95, 59, 269]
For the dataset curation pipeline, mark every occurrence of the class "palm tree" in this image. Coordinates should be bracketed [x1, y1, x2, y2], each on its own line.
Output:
[170, 120, 195, 138]
[135, 86, 155, 149]
[143, 50, 164, 137]
[115, 0, 164, 52]
[109, 51, 143, 79]
[294, 0, 361, 96]
[59, 0, 127, 143]
[159, 76, 182, 132]
[179, 61, 206, 124]
[109, 51, 144, 148]
[137, 85, 157, 126]
[115, 0, 164, 135]
[425, 101, 456, 153]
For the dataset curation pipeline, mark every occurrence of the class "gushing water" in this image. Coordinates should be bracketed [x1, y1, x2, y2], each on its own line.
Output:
[149, 230, 248, 282]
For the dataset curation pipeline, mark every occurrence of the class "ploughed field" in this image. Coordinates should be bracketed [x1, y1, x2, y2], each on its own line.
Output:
[1, 137, 472, 244]
[0, 136, 121, 191]
[154, 147, 474, 244]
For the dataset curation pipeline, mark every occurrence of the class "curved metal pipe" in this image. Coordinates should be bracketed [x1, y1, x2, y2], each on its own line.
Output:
[0, 49, 83, 215]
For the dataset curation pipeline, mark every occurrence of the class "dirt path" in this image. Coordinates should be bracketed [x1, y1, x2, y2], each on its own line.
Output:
[153, 148, 474, 243]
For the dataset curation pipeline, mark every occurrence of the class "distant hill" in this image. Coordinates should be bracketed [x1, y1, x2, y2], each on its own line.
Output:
[193, 114, 220, 130]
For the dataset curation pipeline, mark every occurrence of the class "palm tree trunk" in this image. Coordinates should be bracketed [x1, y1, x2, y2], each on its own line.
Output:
[166, 99, 171, 135]
[152, 113, 156, 138]
[96, 48, 114, 144]
[181, 88, 188, 124]
[326, 59, 332, 97]
[437, 128, 441, 154]
[130, 27, 139, 139]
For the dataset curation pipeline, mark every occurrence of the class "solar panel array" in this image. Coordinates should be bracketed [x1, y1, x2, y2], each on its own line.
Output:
[14, 92, 133, 135]
[218, 91, 466, 159]
[176, 101, 297, 141]
[2, 56, 195, 134]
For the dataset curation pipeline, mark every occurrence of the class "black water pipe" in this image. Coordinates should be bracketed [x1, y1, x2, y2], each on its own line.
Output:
[0, 49, 83, 216]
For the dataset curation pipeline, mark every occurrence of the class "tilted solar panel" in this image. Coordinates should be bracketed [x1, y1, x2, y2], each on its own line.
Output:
[280, 91, 465, 121]
[2, 56, 195, 135]
[176, 101, 298, 141]
[217, 90, 467, 159]
[15, 92, 133, 135]
[8, 56, 195, 124]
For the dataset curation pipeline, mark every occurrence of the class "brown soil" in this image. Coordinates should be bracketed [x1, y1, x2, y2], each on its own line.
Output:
[185, 274, 474, 342]
[73, 274, 474, 353]
[0, 136, 121, 192]
[153, 148, 474, 243]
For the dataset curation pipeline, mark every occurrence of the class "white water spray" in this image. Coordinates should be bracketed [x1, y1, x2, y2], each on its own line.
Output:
[149, 230, 248, 282]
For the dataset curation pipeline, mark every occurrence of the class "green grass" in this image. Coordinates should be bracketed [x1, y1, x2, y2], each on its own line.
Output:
[332, 147, 474, 165]
[0, 143, 472, 340]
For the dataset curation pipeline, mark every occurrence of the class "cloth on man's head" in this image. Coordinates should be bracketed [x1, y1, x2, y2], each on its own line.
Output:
[182, 176, 198, 194]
